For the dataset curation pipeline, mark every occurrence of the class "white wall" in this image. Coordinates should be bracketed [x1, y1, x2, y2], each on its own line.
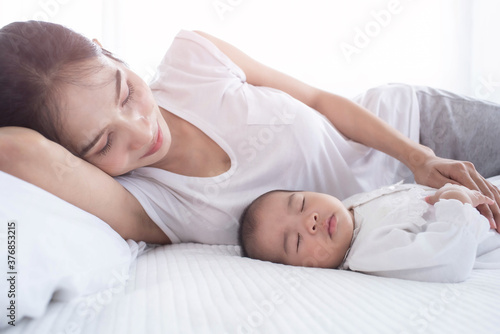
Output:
[1, 0, 500, 102]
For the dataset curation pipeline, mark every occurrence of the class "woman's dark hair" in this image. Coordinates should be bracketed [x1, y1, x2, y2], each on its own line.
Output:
[0, 20, 120, 144]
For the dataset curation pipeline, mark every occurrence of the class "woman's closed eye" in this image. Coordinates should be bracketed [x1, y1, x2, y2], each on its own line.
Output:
[300, 195, 305, 212]
[122, 82, 135, 107]
[99, 82, 134, 157]
[297, 233, 301, 252]
[99, 133, 113, 156]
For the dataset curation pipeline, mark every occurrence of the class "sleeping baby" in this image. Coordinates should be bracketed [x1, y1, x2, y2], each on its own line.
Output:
[238, 183, 500, 282]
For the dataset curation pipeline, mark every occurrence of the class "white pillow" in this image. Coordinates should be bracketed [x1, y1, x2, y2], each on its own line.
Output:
[0, 171, 141, 328]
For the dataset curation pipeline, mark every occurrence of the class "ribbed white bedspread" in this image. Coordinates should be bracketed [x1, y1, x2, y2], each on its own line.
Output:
[7, 241, 500, 334]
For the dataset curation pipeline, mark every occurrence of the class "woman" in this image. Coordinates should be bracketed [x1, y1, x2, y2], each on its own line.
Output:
[1, 20, 499, 245]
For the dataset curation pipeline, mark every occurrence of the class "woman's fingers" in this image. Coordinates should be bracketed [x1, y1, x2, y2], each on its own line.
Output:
[486, 182, 500, 231]
[468, 175, 499, 230]
[476, 204, 497, 229]
[464, 176, 499, 230]
[447, 161, 480, 191]
[419, 158, 500, 230]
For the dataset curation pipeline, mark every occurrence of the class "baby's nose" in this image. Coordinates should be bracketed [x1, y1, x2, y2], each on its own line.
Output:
[305, 212, 319, 234]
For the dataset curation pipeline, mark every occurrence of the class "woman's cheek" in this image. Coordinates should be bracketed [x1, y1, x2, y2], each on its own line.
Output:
[100, 153, 132, 176]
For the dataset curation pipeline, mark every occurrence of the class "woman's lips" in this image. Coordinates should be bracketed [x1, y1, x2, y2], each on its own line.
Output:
[141, 123, 163, 158]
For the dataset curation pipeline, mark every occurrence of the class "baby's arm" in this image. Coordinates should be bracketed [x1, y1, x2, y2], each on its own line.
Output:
[425, 183, 494, 208]
[346, 186, 492, 282]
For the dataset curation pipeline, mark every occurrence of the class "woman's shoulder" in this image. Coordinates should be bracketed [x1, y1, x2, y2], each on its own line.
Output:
[154, 30, 246, 81]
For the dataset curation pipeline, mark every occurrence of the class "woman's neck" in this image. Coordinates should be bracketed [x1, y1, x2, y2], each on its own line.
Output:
[150, 107, 231, 177]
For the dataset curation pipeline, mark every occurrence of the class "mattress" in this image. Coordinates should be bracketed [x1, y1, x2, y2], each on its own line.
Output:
[3, 176, 500, 333]
[6, 241, 500, 334]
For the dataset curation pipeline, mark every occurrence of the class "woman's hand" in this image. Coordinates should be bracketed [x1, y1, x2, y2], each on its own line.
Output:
[411, 152, 500, 231]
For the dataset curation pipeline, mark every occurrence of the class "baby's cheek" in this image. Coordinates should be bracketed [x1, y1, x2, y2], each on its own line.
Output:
[302, 243, 333, 268]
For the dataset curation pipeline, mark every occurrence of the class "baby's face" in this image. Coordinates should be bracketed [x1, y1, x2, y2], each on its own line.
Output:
[251, 191, 354, 268]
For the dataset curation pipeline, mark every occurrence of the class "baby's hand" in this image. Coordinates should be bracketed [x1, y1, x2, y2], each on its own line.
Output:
[425, 183, 495, 208]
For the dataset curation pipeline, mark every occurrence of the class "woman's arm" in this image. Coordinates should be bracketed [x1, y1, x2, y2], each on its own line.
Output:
[194, 31, 500, 231]
[0, 127, 171, 244]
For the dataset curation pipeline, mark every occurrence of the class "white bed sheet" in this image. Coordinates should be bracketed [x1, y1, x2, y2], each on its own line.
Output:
[6, 244, 500, 333]
[5, 176, 500, 334]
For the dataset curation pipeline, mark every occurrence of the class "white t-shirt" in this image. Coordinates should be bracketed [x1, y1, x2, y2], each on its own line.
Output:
[340, 183, 500, 282]
[116, 30, 421, 245]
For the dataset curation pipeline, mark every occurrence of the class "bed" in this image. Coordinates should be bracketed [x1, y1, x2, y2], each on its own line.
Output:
[1, 172, 500, 334]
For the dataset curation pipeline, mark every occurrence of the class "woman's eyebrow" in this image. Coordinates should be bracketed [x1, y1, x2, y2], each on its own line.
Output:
[114, 69, 122, 106]
[287, 193, 295, 212]
[79, 129, 105, 157]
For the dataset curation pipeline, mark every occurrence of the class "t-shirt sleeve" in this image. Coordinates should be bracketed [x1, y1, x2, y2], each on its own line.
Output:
[148, 30, 248, 124]
[115, 168, 241, 245]
[115, 172, 183, 243]
[345, 199, 490, 283]
[150, 30, 245, 93]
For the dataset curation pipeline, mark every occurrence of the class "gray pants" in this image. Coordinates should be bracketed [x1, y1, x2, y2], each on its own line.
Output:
[417, 86, 500, 178]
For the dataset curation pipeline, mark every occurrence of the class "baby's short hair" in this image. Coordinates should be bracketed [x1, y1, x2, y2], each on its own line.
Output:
[238, 189, 295, 258]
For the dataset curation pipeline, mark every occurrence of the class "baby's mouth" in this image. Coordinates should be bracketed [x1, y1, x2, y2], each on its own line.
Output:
[327, 214, 337, 238]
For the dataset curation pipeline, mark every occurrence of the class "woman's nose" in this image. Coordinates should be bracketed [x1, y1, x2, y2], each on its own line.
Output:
[304, 212, 319, 234]
[124, 114, 151, 150]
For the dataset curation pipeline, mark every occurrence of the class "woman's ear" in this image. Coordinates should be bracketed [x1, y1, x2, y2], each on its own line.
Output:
[92, 38, 103, 48]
